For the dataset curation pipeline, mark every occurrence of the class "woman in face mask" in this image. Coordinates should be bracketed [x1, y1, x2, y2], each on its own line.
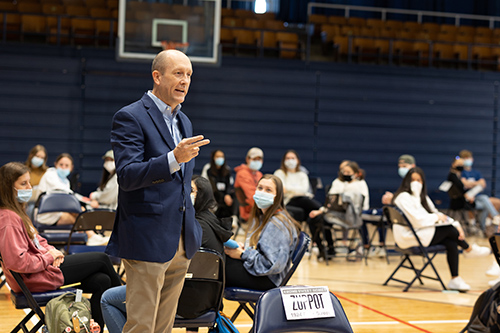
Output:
[224, 174, 301, 291]
[25, 144, 48, 189]
[36, 153, 106, 245]
[0, 162, 122, 329]
[309, 161, 370, 258]
[36, 153, 77, 226]
[274, 150, 321, 222]
[89, 150, 119, 210]
[204, 149, 235, 219]
[393, 167, 491, 292]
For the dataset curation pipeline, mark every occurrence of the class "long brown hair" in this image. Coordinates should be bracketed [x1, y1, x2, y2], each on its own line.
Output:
[392, 167, 433, 213]
[0, 162, 37, 239]
[25, 144, 48, 171]
[246, 174, 300, 247]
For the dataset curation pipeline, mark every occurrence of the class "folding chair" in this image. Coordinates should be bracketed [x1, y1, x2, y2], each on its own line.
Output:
[253, 286, 353, 333]
[319, 193, 365, 264]
[224, 231, 311, 323]
[33, 191, 87, 245]
[0, 253, 77, 333]
[382, 206, 447, 292]
[64, 209, 115, 254]
[174, 248, 226, 330]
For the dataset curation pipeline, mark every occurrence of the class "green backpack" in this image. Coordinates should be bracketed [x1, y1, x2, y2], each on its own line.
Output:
[45, 292, 92, 333]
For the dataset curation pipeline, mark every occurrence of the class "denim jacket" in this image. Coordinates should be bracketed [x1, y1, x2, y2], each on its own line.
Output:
[241, 212, 298, 286]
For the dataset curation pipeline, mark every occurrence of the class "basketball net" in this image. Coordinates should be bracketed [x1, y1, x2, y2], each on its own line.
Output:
[161, 40, 190, 53]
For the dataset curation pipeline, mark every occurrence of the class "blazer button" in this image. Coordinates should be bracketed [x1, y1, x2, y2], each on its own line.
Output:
[179, 206, 185, 212]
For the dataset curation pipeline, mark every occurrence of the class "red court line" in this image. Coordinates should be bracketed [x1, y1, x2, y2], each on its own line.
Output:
[335, 293, 433, 333]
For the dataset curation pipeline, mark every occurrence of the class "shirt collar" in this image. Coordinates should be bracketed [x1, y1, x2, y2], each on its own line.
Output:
[147, 90, 182, 120]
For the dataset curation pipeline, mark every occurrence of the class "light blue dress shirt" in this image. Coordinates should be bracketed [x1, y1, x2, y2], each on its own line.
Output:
[147, 90, 183, 174]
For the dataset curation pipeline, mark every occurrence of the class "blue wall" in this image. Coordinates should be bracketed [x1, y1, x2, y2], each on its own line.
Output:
[1, 43, 499, 208]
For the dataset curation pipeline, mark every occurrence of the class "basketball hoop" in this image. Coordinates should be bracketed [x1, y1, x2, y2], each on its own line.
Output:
[161, 40, 190, 53]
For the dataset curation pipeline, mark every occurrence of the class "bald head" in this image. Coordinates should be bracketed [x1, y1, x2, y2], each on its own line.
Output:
[151, 49, 193, 109]
[152, 49, 190, 75]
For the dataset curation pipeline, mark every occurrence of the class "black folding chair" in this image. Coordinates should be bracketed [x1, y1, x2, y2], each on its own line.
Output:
[224, 231, 311, 323]
[174, 248, 226, 330]
[64, 209, 116, 254]
[0, 253, 76, 333]
[382, 206, 447, 292]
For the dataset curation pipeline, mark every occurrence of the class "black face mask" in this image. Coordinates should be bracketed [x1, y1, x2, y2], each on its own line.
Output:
[343, 174, 352, 182]
[455, 166, 464, 171]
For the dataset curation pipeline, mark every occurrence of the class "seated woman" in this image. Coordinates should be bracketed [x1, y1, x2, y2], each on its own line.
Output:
[36, 153, 107, 245]
[393, 167, 490, 292]
[24, 144, 49, 218]
[203, 149, 235, 219]
[89, 150, 118, 210]
[101, 175, 233, 333]
[224, 174, 301, 291]
[274, 149, 321, 222]
[0, 162, 121, 329]
[309, 160, 369, 258]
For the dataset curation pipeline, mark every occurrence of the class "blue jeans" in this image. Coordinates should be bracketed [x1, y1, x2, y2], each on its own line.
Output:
[475, 194, 499, 231]
[101, 285, 127, 333]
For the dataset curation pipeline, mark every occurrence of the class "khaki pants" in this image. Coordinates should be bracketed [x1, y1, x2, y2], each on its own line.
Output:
[122, 236, 190, 333]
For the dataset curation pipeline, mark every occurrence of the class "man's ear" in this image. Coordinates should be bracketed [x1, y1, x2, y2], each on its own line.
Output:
[152, 70, 161, 85]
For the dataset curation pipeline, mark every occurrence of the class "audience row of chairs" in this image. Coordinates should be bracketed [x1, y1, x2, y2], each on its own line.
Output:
[4, 191, 353, 332]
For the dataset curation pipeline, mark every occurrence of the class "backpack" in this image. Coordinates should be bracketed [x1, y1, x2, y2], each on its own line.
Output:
[45, 292, 92, 333]
[208, 312, 239, 333]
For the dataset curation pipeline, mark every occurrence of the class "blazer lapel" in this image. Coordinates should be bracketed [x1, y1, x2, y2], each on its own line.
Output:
[142, 94, 176, 150]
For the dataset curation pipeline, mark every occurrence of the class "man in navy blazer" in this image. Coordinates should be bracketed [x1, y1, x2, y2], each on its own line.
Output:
[107, 50, 210, 332]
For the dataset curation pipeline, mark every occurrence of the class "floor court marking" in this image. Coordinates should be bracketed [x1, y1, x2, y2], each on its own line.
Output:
[335, 293, 433, 333]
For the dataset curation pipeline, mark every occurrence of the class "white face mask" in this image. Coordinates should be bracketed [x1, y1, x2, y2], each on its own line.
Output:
[104, 161, 115, 173]
[190, 193, 196, 206]
[284, 159, 298, 171]
[410, 181, 423, 197]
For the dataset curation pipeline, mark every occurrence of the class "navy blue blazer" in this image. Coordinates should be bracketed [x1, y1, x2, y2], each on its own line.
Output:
[106, 93, 202, 263]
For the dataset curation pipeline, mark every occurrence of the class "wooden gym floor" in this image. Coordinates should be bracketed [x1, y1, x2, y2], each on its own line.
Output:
[0, 228, 494, 333]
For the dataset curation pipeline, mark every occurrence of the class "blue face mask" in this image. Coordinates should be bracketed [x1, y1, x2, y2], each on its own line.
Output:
[249, 160, 263, 171]
[56, 168, 71, 180]
[253, 190, 275, 210]
[398, 167, 409, 178]
[31, 156, 44, 168]
[463, 159, 473, 168]
[15, 188, 32, 203]
[214, 157, 225, 167]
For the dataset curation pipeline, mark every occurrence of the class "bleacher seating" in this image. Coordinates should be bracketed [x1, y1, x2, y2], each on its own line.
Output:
[309, 13, 500, 70]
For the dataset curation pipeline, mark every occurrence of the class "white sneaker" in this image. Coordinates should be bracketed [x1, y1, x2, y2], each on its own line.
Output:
[447, 276, 471, 292]
[87, 234, 110, 246]
[489, 276, 500, 287]
[493, 215, 500, 226]
[463, 244, 491, 258]
[377, 247, 387, 258]
[367, 247, 380, 257]
[486, 260, 500, 276]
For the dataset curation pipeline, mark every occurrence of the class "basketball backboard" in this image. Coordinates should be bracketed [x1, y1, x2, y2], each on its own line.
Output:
[117, 0, 221, 64]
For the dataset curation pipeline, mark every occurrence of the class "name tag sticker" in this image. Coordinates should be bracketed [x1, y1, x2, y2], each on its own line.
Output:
[280, 286, 335, 320]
